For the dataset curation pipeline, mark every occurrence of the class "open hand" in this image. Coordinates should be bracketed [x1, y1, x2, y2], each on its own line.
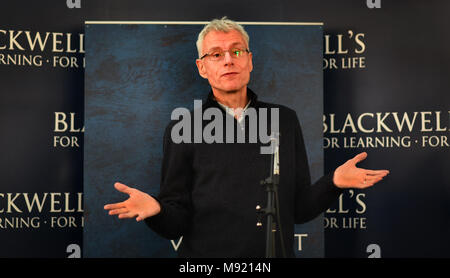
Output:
[333, 152, 389, 189]
[104, 182, 161, 221]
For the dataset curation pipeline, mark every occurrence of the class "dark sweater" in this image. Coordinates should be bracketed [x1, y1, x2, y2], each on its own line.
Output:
[145, 88, 342, 258]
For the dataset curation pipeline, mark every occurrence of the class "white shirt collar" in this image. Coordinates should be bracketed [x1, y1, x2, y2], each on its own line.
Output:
[216, 99, 251, 124]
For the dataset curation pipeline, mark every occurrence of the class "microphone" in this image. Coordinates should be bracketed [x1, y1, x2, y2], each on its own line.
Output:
[271, 134, 280, 176]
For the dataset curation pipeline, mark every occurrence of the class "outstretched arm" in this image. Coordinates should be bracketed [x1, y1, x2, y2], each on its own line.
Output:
[292, 110, 389, 224]
[104, 121, 192, 240]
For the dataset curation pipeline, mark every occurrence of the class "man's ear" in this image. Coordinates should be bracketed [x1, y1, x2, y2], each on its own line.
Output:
[196, 59, 208, 79]
[248, 52, 253, 73]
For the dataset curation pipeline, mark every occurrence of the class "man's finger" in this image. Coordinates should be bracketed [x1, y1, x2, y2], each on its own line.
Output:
[104, 202, 125, 210]
[118, 212, 138, 219]
[108, 208, 129, 216]
[136, 215, 144, 222]
[365, 176, 383, 184]
[359, 179, 378, 188]
[114, 182, 133, 195]
[365, 169, 390, 176]
[351, 152, 368, 165]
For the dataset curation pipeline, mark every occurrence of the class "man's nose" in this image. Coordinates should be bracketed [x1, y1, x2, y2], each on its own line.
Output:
[223, 51, 233, 65]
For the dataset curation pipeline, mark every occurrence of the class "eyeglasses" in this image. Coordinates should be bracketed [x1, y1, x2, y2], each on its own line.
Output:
[200, 48, 250, 61]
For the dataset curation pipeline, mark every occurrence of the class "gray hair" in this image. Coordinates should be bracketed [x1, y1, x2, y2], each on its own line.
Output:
[196, 16, 250, 58]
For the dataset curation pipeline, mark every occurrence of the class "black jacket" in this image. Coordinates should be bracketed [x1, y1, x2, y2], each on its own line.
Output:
[145, 88, 342, 258]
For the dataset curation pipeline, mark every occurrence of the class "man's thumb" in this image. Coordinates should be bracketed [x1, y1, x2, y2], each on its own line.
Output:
[114, 182, 132, 195]
[352, 152, 368, 165]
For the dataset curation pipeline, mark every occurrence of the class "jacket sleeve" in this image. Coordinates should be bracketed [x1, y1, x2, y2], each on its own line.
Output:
[145, 121, 193, 239]
[292, 111, 343, 224]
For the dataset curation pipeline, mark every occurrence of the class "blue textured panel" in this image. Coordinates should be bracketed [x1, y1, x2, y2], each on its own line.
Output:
[84, 23, 322, 258]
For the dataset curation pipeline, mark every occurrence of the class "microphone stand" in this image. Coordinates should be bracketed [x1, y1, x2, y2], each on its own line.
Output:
[257, 133, 285, 258]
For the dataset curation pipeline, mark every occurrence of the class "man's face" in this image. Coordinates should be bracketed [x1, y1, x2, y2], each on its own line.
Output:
[196, 29, 253, 95]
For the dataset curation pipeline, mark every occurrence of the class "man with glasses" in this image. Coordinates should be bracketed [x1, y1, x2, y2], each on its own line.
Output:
[104, 17, 389, 258]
